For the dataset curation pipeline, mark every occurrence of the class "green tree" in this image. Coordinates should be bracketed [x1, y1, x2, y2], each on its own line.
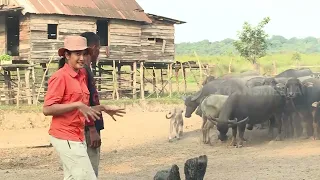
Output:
[291, 52, 301, 67]
[232, 17, 271, 69]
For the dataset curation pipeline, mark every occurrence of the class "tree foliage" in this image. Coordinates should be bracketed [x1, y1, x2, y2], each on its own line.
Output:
[175, 36, 320, 56]
[233, 17, 270, 64]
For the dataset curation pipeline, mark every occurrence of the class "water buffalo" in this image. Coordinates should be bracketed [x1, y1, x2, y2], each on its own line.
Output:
[275, 68, 313, 78]
[202, 75, 216, 86]
[183, 78, 247, 118]
[210, 85, 286, 147]
[183, 76, 268, 119]
[199, 94, 229, 144]
[284, 76, 320, 139]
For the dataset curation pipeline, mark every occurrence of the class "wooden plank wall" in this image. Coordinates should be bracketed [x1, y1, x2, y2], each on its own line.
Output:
[0, 15, 6, 54]
[99, 19, 144, 61]
[29, 14, 96, 62]
[141, 19, 175, 62]
[19, 15, 31, 60]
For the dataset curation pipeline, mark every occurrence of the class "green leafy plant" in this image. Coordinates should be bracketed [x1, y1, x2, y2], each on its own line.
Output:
[0, 54, 12, 62]
[233, 17, 271, 70]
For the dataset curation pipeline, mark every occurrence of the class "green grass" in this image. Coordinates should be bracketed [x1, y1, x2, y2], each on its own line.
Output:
[177, 53, 320, 77]
[3, 52, 320, 112]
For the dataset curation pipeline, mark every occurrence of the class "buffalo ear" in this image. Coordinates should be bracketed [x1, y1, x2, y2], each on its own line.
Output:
[181, 96, 187, 101]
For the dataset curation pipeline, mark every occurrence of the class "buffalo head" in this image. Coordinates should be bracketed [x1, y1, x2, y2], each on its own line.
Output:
[208, 116, 249, 141]
[285, 78, 303, 99]
[182, 91, 202, 118]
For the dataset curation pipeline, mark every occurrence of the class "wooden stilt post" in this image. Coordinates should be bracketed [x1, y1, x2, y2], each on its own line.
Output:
[175, 65, 179, 94]
[152, 66, 156, 94]
[16, 68, 20, 107]
[160, 68, 164, 88]
[25, 68, 32, 105]
[140, 62, 145, 99]
[117, 64, 121, 98]
[112, 60, 119, 100]
[97, 63, 102, 91]
[132, 61, 137, 99]
[181, 62, 187, 94]
[169, 63, 172, 98]
[4, 71, 10, 105]
[31, 64, 36, 105]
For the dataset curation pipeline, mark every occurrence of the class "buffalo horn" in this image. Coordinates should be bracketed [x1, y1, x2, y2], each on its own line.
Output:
[228, 117, 249, 125]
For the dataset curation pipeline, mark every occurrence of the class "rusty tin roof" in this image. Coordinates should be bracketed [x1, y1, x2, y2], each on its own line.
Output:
[13, 0, 152, 23]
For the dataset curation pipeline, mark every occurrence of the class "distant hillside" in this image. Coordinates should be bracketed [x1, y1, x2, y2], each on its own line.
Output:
[175, 35, 320, 56]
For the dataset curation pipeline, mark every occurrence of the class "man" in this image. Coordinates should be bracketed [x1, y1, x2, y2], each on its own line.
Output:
[80, 32, 104, 177]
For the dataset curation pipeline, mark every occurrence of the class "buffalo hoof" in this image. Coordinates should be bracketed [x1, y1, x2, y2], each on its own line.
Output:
[274, 136, 282, 141]
[299, 135, 309, 140]
[236, 144, 243, 148]
[229, 141, 237, 147]
[309, 136, 319, 141]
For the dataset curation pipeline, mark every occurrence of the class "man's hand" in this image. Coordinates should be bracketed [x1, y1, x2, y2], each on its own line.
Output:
[88, 126, 101, 148]
[92, 105, 126, 121]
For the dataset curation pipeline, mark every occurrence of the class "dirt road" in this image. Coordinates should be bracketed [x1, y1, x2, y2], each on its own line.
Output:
[1, 107, 320, 180]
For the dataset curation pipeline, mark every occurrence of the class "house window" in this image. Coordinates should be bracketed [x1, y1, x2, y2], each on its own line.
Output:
[156, 38, 163, 43]
[96, 20, 109, 46]
[47, 24, 57, 39]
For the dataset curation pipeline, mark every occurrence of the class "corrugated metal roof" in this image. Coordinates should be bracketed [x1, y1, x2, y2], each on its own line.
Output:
[14, 0, 152, 23]
[147, 13, 186, 24]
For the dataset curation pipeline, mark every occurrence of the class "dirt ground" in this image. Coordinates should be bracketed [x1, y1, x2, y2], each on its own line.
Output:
[1, 104, 320, 180]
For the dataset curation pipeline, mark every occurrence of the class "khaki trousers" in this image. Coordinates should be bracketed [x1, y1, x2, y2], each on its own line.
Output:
[84, 130, 101, 177]
[49, 136, 97, 180]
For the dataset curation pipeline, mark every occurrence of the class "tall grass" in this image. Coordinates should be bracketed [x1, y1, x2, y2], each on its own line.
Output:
[176, 53, 320, 77]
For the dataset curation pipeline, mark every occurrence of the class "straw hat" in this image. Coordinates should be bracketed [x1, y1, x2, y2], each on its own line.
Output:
[58, 36, 93, 57]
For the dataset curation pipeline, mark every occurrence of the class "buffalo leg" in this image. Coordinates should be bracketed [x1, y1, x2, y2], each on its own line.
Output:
[299, 110, 309, 139]
[201, 116, 207, 130]
[237, 123, 246, 148]
[268, 116, 275, 139]
[229, 125, 237, 147]
[202, 116, 208, 144]
[288, 115, 294, 138]
[312, 107, 319, 140]
[274, 113, 283, 141]
[292, 112, 300, 138]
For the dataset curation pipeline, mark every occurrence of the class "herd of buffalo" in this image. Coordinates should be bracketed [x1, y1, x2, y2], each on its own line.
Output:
[182, 68, 320, 147]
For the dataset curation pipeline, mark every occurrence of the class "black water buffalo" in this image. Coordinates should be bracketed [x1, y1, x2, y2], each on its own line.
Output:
[202, 75, 216, 86]
[183, 78, 248, 118]
[284, 76, 320, 139]
[209, 85, 286, 147]
[275, 68, 313, 78]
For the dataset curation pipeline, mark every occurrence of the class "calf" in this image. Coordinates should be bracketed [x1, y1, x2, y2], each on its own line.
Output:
[166, 107, 184, 142]
[199, 94, 229, 144]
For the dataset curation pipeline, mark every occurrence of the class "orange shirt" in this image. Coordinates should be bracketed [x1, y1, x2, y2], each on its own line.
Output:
[44, 63, 89, 142]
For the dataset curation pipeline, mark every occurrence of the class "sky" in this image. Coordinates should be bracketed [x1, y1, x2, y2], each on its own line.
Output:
[136, 0, 320, 43]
